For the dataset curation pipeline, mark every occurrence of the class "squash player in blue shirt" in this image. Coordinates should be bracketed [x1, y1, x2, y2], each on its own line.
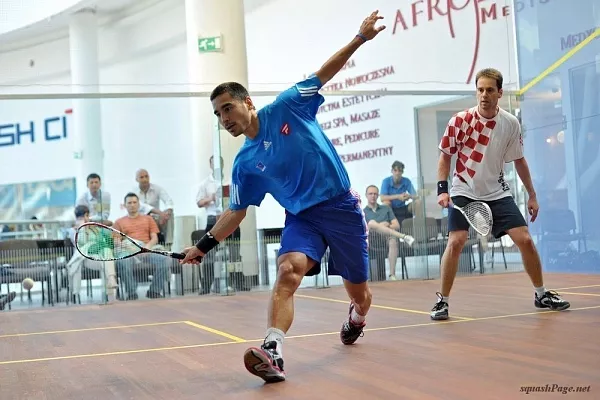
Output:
[180, 11, 386, 383]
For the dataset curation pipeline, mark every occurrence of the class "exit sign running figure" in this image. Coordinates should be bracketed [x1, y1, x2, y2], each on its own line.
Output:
[198, 36, 223, 53]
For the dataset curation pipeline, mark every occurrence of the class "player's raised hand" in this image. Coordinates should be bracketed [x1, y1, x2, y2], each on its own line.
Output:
[358, 10, 386, 41]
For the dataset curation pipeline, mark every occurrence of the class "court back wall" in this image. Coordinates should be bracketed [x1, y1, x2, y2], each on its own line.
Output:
[0, 0, 517, 227]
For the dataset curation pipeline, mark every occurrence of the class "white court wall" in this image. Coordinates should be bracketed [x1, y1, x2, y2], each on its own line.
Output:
[98, 0, 193, 217]
[0, 0, 195, 219]
[0, 0, 517, 227]
[245, 0, 518, 228]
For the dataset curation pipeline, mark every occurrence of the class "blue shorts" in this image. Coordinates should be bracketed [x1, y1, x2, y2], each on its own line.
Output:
[278, 190, 369, 284]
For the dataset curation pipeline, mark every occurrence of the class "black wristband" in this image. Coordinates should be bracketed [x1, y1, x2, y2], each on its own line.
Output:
[356, 33, 368, 42]
[437, 180, 449, 195]
[195, 231, 220, 254]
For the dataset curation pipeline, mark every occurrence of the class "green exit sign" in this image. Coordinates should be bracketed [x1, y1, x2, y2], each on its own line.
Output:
[198, 36, 223, 53]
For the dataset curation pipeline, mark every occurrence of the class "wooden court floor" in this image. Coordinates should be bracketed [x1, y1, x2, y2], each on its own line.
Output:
[1, 272, 598, 400]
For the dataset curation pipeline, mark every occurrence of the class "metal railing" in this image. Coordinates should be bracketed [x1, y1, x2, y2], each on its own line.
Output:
[0, 215, 525, 312]
[0, 219, 72, 240]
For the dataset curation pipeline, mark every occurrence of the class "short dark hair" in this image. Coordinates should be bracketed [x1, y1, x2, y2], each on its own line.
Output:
[210, 82, 250, 102]
[123, 192, 138, 203]
[475, 68, 503, 90]
[86, 173, 101, 182]
[391, 161, 405, 171]
[74, 205, 89, 218]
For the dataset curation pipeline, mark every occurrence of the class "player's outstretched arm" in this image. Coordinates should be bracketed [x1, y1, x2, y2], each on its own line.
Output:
[179, 208, 247, 264]
[207, 208, 247, 242]
[314, 10, 386, 86]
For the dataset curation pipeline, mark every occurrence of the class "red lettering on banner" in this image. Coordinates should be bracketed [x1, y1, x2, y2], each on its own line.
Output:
[340, 146, 394, 163]
[344, 129, 380, 145]
[350, 109, 381, 124]
[317, 90, 386, 116]
[322, 66, 395, 92]
[330, 130, 381, 147]
[341, 59, 356, 71]
[391, 0, 510, 84]
[320, 116, 350, 131]
[331, 137, 343, 146]
[318, 101, 341, 114]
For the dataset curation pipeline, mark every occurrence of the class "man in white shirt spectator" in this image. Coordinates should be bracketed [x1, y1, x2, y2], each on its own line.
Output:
[76, 173, 112, 226]
[195, 155, 242, 294]
[196, 156, 227, 219]
[132, 169, 175, 244]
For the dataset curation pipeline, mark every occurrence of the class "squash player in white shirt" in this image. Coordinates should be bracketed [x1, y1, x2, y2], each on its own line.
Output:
[431, 68, 570, 320]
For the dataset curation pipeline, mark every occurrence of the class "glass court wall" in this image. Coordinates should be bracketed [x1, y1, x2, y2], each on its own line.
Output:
[513, 0, 600, 274]
[1, 89, 527, 310]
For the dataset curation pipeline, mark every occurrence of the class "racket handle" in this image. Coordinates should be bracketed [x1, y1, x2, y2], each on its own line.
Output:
[171, 252, 204, 262]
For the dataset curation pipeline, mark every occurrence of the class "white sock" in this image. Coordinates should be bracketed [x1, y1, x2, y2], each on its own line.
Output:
[439, 295, 449, 303]
[265, 327, 285, 357]
[535, 286, 546, 297]
[350, 307, 366, 324]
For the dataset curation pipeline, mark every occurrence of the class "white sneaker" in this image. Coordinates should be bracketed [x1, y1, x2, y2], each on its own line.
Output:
[403, 235, 415, 246]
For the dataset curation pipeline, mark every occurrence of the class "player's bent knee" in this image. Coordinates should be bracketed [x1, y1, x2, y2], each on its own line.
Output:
[276, 260, 301, 289]
[275, 252, 316, 290]
[521, 233, 534, 249]
[510, 228, 534, 250]
[447, 232, 468, 253]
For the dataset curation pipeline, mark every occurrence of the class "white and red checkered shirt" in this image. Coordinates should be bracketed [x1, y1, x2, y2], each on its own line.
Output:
[439, 106, 523, 201]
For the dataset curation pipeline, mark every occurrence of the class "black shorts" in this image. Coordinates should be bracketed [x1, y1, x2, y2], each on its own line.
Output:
[392, 207, 413, 224]
[448, 195, 527, 238]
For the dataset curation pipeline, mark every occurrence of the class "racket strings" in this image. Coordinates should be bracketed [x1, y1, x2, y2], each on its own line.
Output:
[462, 202, 493, 234]
[76, 224, 140, 261]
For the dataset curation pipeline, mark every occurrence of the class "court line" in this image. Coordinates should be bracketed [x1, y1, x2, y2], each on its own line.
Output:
[463, 305, 600, 321]
[183, 321, 246, 343]
[552, 284, 600, 291]
[252, 304, 600, 341]
[284, 320, 465, 339]
[2, 305, 598, 365]
[0, 340, 240, 366]
[295, 293, 474, 320]
[517, 27, 600, 96]
[0, 321, 186, 339]
[558, 292, 600, 298]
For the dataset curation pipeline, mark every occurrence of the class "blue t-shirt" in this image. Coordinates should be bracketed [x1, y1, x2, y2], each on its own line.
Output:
[380, 176, 416, 209]
[228, 75, 351, 215]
